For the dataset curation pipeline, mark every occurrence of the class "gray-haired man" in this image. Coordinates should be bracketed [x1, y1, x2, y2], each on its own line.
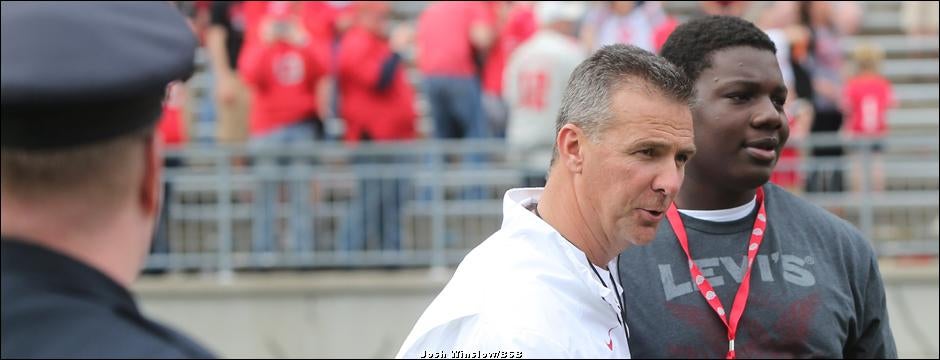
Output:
[397, 44, 696, 358]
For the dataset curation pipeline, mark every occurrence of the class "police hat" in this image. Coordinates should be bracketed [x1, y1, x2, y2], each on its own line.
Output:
[1, 1, 197, 150]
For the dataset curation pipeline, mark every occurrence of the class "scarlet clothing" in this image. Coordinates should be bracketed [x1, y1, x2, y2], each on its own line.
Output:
[771, 146, 801, 188]
[771, 116, 802, 188]
[239, 40, 325, 136]
[240, 1, 267, 48]
[337, 27, 416, 143]
[302, 1, 341, 45]
[652, 17, 678, 54]
[843, 73, 894, 137]
[240, 2, 336, 64]
[157, 82, 186, 145]
[482, 3, 536, 95]
[416, 1, 493, 76]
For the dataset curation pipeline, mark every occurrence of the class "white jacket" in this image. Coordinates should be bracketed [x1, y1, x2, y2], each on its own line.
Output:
[397, 188, 631, 358]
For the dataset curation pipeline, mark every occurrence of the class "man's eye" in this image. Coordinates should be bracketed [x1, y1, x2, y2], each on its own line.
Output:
[728, 93, 751, 102]
[676, 154, 689, 163]
[636, 149, 655, 157]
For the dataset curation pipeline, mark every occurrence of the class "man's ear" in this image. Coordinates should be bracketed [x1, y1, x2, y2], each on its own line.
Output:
[139, 134, 162, 218]
[556, 123, 586, 174]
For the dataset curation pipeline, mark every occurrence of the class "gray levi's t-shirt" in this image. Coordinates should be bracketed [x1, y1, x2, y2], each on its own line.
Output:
[618, 183, 897, 358]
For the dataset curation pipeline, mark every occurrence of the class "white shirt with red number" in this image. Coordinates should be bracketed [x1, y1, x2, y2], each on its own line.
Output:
[396, 188, 630, 359]
[503, 31, 587, 173]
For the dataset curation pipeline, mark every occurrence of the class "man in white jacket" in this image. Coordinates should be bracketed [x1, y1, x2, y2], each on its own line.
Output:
[398, 41, 695, 359]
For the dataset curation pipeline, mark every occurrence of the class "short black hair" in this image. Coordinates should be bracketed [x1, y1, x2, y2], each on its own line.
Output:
[660, 16, 776, 83]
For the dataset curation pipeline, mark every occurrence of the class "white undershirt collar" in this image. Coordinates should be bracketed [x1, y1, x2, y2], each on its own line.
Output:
[677, 195, 757, 222]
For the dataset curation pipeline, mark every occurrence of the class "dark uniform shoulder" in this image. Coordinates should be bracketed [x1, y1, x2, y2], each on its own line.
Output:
[2, 241, 214, 359]
[4, 294, 210, 358]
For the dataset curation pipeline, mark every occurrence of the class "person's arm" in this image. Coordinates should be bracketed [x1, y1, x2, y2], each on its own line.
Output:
[469, 2, 497, 53]
[376, 53, 402, 92]
[376, 24, 412, 92]
[206, 3, 237, 104]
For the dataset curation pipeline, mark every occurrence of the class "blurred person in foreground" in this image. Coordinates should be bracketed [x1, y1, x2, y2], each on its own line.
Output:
[397, 44, 695, 358]
[617, 16, 896, 358]
[504, 1, 588, 187]
[0, 2, 214, 358]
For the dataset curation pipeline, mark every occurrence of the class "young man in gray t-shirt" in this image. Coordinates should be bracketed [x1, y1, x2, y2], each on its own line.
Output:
[618, 16, 897, 358]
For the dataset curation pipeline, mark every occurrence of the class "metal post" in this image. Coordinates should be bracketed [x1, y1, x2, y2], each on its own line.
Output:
[859, 138, 875, 248]
[431, 142, 447, 272]
[216, 147, 234, 284]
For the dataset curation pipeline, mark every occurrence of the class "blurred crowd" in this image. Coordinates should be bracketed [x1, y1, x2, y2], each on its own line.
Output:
[145, 1, 940, 256]
[161, 1, 937, 193]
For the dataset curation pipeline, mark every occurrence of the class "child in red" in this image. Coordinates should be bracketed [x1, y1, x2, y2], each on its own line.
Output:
[843, 43, 894, 192]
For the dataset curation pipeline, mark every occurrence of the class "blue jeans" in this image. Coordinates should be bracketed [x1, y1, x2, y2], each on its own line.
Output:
[250, 121, 317, 254]
[422, 76, 489, 140]
[422, 76, 490, 199]
[339, 154, 410, 254]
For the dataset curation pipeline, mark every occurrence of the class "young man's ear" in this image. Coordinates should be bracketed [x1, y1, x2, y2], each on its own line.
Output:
[556, 123, 586, 174]
[139, 134, 163, 218]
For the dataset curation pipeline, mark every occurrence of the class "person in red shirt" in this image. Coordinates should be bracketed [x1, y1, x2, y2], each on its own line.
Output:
[238, 1, 326, 140]
[336, 1, 418, 252]
[337, 2, 417, 143]
[153, 81, 188, 260]
[238, 1, 328, 253]
[843, 42, 895, 192]
[416, 1, 495, 140]
[481, 1, 536, 138]
[771, 98, 813, 193]
[156, 82, 188, 146]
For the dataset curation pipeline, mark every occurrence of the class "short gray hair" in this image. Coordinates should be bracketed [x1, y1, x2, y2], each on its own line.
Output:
[553, 44, 693, 162]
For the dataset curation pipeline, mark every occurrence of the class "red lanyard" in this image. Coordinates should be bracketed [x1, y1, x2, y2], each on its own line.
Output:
[665, 187, 766, 359]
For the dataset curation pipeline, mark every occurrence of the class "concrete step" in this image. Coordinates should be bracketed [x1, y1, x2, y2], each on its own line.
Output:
[842, 35, 940, 59]
[888, 108, 940, 132]
[883, 58, 939, 83]
[895, 83, 940, 107]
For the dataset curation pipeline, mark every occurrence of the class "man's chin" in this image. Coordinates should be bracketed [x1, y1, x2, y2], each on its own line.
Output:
[625, 229, 658, 248]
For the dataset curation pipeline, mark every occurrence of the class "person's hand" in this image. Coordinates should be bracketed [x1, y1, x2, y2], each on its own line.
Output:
[215, 75, 236, 105]
[389, 24, 413, 53]
[260, 19, 278, 44]
[286, 20, 309, 46]
[261, 18, 306, 45]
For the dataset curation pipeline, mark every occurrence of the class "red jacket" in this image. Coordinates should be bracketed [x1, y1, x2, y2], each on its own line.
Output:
[337, 27, 417, 143]
[239, 40, 325, 136]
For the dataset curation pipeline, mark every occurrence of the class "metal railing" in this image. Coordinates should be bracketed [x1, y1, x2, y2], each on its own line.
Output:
[145, 135, 939, 274]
